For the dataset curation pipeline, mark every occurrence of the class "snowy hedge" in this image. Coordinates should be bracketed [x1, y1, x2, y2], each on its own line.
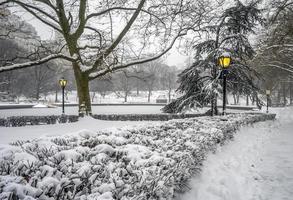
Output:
[0, 113, 275, 200]
[92, 113, 206, 121]
[0, 115, 79, 127]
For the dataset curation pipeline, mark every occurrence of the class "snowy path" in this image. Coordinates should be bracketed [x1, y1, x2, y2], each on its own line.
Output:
[177, 107, 293, 200]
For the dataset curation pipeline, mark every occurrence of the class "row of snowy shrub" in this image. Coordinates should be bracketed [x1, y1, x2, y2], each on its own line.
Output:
[0, 115, 79, 127]
[92, 113, 206, 121]
[0, 113, 275, 200]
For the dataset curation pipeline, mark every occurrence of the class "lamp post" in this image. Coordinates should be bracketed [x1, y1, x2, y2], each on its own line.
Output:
[218, 53, 231, 115]
[266, 90, 271, 113]
[59, 77, 67, 115]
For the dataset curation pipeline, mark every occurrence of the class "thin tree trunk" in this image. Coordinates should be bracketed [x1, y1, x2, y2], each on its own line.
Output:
[36, 90, 40, 101]
[124, 92, 128, 102]
[211, 96, 214, 116]
[246, 95, 249, 106]
[236, 94, 240, 104]
[283, 82, 286, 106]
[148, 88, 151, 103]
[136, 79, 140, 95]
[214, 95, 218, 115]
[277, 85, 281, 106]
[233, 94, 237, 104]
[91, 92, 96, 102]
[168, 88, 171, 102]
[55, 85, 58, 102]
[289, 80, 293, 105]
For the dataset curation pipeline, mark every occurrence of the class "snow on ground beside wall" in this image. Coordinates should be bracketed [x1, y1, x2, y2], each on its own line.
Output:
[0, 117, 155, 144]
[177, 107, 293, 200]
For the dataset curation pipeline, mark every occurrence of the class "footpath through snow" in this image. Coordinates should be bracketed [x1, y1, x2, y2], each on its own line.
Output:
[177, 107, 293, 200]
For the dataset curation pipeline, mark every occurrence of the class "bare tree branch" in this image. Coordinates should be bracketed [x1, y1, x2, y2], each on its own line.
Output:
[89, 32, 185, 80]
[0, 54, 76, 73]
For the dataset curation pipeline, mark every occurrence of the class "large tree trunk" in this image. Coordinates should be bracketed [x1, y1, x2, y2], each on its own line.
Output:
[73, 64, 92, 116]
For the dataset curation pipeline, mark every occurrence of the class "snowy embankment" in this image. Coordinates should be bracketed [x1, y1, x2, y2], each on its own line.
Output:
[0, 113, 275, 200]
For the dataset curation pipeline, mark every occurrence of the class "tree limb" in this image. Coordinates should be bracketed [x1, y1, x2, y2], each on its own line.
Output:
[89, 32, 185, 80]
[0, 54, 76, 73]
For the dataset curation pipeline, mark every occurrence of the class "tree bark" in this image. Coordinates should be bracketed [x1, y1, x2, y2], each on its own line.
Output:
[73, 64, 92, 116]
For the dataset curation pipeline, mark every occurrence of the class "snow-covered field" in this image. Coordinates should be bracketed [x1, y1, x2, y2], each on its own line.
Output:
[177, 107, 293, 200]
[0, 117, 154, 144]
[0, 105, 163, 117]
[0, 113, 274, 200]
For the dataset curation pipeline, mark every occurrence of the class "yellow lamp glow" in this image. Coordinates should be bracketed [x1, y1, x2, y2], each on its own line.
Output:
[219, 56, 231, 69]
[59, 78, 67, 87]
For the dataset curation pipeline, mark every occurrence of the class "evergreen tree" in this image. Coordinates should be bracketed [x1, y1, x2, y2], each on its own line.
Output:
[163, 0, 263, 114]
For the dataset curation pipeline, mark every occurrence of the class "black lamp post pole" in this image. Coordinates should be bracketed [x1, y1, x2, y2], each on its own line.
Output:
[223, 71, 227, 115]
[62, 86, 65, 114]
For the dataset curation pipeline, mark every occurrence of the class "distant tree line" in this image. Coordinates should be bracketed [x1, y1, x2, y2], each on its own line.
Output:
[90, 61, 178, 103]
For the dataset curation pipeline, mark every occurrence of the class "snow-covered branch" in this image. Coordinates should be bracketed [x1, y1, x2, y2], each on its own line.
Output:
[0, 54, 76, 73]
[264, 64, 293, 74]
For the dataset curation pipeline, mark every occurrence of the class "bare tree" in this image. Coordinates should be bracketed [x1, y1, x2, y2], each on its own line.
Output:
[253, 0, 293, 104]
[90, 76, 113, 102]
[112, 70, 135, 103]
[159, 65, 178, 102]
[0, 0, 214, 116]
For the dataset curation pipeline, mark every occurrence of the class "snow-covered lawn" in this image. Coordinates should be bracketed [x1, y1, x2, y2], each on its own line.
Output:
[177, 107, 293, 200]
[0, 113, 274, 200]
[0, 106, 164, 117]
[0, 117, 153, 144]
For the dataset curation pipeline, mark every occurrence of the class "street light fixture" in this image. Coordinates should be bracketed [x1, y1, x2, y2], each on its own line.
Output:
[218, 52, 231, 115]
[266, 89, 271, 113]
[59, 77, 67, 114]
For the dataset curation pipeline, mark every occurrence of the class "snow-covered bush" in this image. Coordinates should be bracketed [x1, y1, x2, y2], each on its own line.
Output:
[0, 113, 275, 199]
[0, 115, 79, 127]
[92, 114, 205, 121]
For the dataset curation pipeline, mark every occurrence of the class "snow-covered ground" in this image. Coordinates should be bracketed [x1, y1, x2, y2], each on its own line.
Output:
[0, 105, 163, 117]
[0, 113, 272, 200]
[0, 117, 155, 144]
[177, 107, 293, 200]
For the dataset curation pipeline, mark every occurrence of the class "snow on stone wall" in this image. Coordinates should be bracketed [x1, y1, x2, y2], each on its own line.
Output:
[0, 113, 275, 200]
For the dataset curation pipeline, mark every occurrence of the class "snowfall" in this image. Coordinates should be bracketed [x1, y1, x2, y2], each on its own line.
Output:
[0, 107, 292, 200]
